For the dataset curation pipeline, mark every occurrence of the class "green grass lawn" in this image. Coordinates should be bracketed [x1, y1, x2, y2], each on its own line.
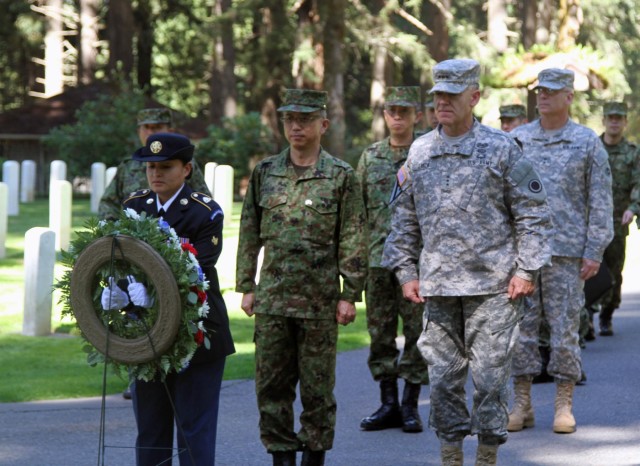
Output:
[0, 197, 370, 402]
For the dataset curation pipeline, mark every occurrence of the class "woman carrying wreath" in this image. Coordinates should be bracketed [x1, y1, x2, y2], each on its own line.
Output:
[120, 132, 235, 466]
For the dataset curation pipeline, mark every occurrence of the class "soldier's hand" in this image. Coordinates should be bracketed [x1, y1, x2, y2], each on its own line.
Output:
[401, 280, 425, 304]
[580, 258, 601, 281]
[241, 293, 255, 317]
[507, 276, 534, 300]
[621, 209, 635, 226]
[336, 300, 356, 326]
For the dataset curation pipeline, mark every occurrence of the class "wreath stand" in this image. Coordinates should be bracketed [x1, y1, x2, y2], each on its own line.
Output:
[70, 234, 195, 465]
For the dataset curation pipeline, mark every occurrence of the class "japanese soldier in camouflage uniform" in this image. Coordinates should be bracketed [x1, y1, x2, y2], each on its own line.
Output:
[98, 108, 211, 221]
[424, 96, 438, 132]
[597, 101, 640, 336]
[235, 89, 366, 466]
[382, 59, 553, 466]
[356, 86, 429, 434]
[499, 104, 527, 133]
[509, 69, 614, 435]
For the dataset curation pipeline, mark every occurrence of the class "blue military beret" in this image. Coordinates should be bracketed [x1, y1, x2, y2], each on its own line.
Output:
[133, 132, 194, 162]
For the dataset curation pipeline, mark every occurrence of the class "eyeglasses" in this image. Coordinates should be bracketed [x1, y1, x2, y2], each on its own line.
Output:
[535, 87, 568, 96]
[280, 115, 321, 127]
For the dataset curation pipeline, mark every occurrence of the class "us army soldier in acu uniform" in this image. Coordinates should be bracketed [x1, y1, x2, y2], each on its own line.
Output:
[98, 108, 211, 221]
[357, 86, 429, 434]
[382, 59, 553, 466]
[236, 89, 366, 466]
[597, 101, 640, 336]
[509, 69, 613, 435]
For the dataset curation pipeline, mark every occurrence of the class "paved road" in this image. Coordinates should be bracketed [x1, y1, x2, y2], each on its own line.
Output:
[2, 293, 640, 466]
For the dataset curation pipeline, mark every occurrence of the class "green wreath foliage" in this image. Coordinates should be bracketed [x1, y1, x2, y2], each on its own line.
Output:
[56, 209, 211, 381]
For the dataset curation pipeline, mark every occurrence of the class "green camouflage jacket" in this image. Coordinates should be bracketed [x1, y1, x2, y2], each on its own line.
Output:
[235, 148, 367, 319]
[601, 135, 640, 236]
[98, 157, 211, 221]
[356, 133, 422, 267]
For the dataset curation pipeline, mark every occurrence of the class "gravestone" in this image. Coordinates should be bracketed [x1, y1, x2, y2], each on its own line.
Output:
[50, 160, 67, 184]
[22, 228, 56, 336]
[105, 167, 118, 188]
[21, 160, 36, 203]
[205, 162, 218, 196]
[49, 180, 72, 251]
[91, 162, 106, 213]
[213, 165, 234, 219]
[2, 160, 20, 216]
[0, 183, 7, 259]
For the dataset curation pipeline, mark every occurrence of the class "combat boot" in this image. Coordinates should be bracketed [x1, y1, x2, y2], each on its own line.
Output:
[507, 376, 534, 431]
[271, 451, 296, 466]
[440, 442, 463, 466]
[553, 382, 576, 433]
[360, 378, 402, 430]
[300, 448, 325, 466]
[475, 444, 498, 466]
[400, 381, 423, 433]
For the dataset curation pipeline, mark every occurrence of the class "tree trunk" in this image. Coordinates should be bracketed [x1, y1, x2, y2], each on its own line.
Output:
[293, 0, 323, 89]
[322, 0, 345, 157]
[107, 0, 135, 79]
[43, 0, 64, 96]
[422, 0, 450, 62]
[557, 0, 582, 50]
[370, 44, 387, 141]
[487, 0, 509, 52]
[135, 0, 153, 93]
[537, 0, 554, 44]
[210, 0, 238, 125]
[519, 0, 537, 49]
[78, 0, 99, 85]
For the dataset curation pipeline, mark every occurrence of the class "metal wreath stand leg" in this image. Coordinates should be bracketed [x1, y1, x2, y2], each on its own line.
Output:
[70, 234, 196, 466]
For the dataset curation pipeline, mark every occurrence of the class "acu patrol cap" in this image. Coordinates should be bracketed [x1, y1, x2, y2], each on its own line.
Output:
[429, 59, 480, 95]
[535, 68, 574, 90]
[603, 101, 627, 116]
[133, 132, 194, 163]
[499, 104, 526, 119]
[137, 108, 172, 126]
[385, 86, 421, 108]
[277, 89, 328, 113]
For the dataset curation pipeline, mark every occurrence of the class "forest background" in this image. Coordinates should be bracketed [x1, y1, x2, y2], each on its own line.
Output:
[1, 0, 639, 183]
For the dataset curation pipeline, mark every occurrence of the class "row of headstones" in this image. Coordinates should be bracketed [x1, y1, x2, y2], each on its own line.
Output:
[0, 160, 234, 336]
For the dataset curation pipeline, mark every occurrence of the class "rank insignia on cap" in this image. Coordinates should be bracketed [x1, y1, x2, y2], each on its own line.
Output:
[180, 198, 188, 205]
[212, 236, 219, 246]
[146, 198, 154, 204]
[150, 141, 163, 154]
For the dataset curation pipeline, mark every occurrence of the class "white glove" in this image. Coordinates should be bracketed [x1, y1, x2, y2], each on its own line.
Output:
[101, 277, 130, 310]
[127, 275, 153, 308]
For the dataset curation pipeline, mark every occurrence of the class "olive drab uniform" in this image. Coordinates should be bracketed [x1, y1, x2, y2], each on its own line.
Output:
[511, 119, 614, 383]
[235, 148, 366, 453]
[98, 158, 211, 221]
[598, 132, 640, 328]
[382, 119, 553, 444]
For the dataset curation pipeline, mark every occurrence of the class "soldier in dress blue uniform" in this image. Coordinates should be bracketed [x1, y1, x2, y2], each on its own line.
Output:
[122, 132, 235, 466]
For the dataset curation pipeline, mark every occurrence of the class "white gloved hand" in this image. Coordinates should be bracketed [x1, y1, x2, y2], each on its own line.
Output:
[127, 275, 153, 308]
[101, 277, 130, 310]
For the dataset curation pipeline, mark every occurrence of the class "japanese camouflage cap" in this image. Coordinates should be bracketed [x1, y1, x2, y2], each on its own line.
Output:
[535, 68, 574, 90]
[137, 108, 172, 126]
[429, 59, 480, 94]
[499, 104, 526, 118]
[133, 132, 194, 163]
[385, 86, 421, 108]
[277, 89, 328, 113]
[603, 101, 627, 116]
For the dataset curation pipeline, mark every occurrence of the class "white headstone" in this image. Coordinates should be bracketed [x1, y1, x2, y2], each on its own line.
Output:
[204, 162, 218, 196]
[0, 183, 7, 259]
[22, 228, 56, 336]
[50, 160, 67, 184]
[105, 167, 118, 188]
[213, 165, 234, 220]
[2, 160, 20, 216]
[49, 180, 72, 251]
[90, 162, 106, 213]
[20, 160, 37, 203]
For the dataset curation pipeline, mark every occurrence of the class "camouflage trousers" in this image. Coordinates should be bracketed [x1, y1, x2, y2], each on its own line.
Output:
[365, 268, 429, 385]
[512, 256, 583, 383]
[600, 234, 627, 321]
[417, 293, 519, 445]
[254, 314, 338, 452]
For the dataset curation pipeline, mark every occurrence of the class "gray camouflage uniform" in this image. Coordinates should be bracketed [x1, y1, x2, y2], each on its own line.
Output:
[511, 118, 614, 382]
[383, 117, 553, 444]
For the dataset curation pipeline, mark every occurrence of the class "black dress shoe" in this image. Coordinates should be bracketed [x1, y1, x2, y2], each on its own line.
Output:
[599, 321, 614, 336]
